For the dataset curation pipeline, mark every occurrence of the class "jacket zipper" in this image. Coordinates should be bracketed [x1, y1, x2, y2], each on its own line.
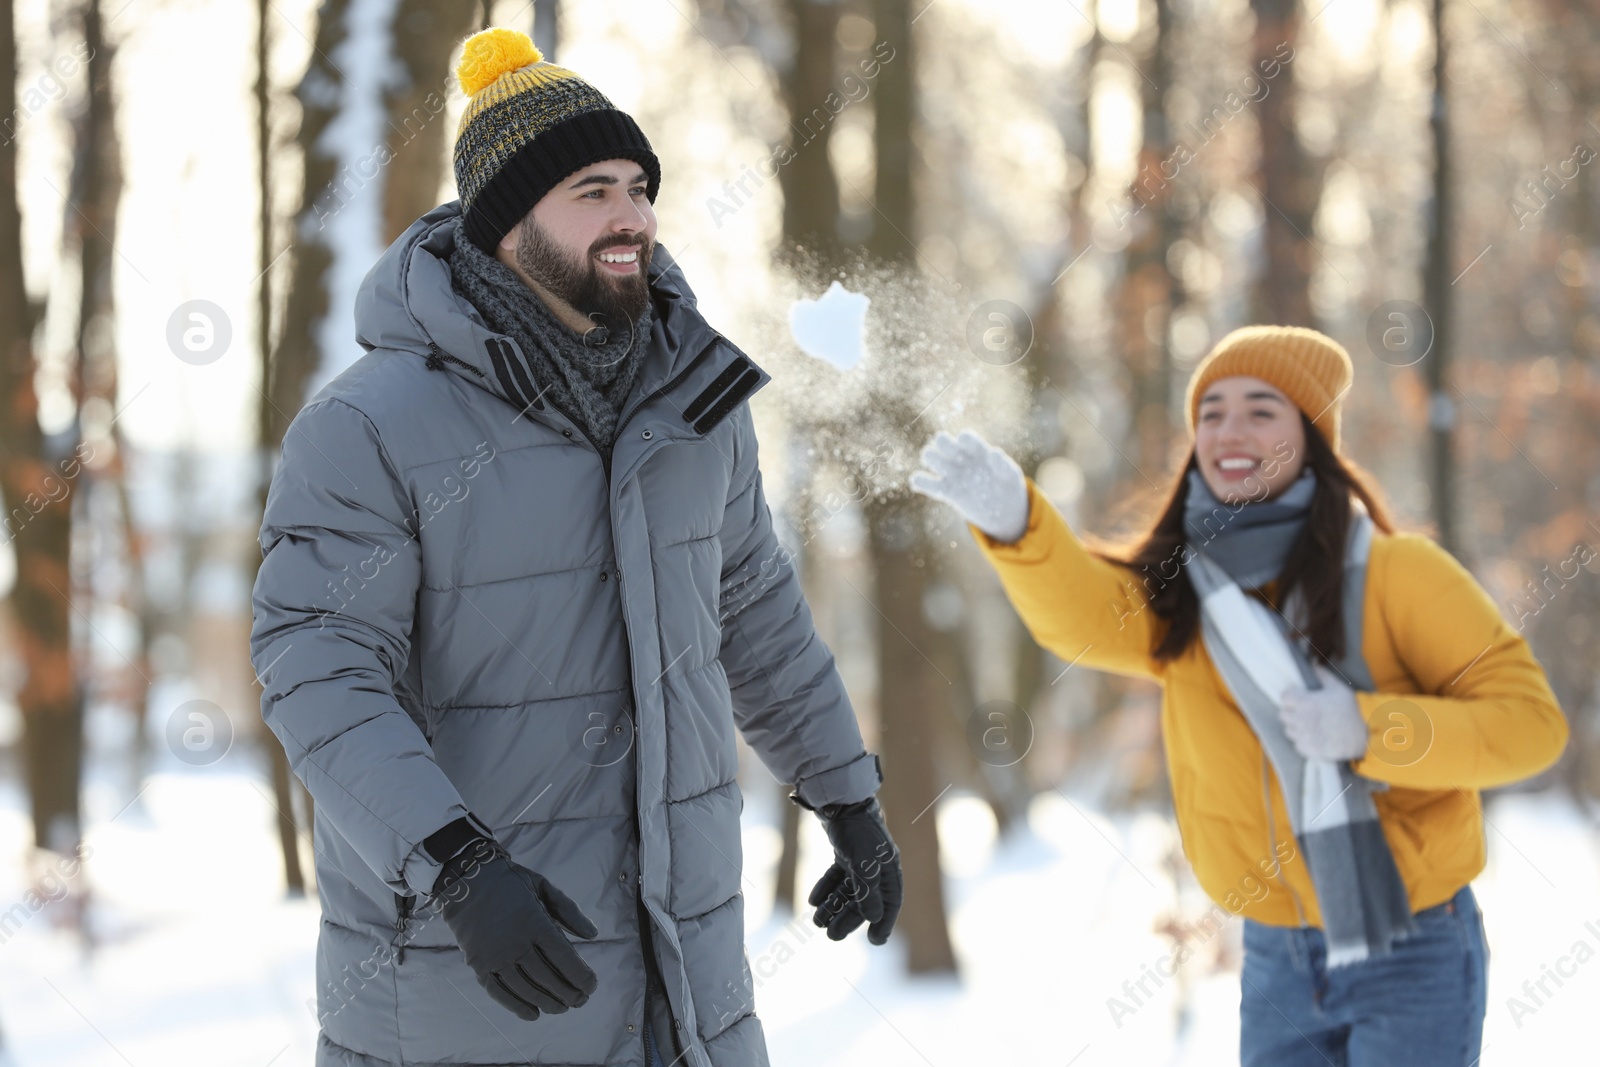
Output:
[589, 333, 724, 480]
[636, 899, 681, 1065]
[424, 340, 486, 377]
[392, 893, 415, 965]
[605, 339, 721, 1063]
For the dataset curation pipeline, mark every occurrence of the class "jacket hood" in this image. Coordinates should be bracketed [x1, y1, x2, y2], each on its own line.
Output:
[353, 199, 717, 410]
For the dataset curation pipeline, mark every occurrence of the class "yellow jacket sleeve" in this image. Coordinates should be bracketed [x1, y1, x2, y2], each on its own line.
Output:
[970, 477, 1163, 681]
[1352, 531, 1568, 790]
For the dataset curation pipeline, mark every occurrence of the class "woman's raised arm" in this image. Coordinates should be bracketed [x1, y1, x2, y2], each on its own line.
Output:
[913, 430, 1163, 681]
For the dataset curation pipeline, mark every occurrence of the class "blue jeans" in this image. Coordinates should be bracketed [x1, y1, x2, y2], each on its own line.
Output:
[1240, 885, 1488, 1067]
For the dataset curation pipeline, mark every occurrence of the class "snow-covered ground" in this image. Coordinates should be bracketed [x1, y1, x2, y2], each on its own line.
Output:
[1, 745, 1596, 1066]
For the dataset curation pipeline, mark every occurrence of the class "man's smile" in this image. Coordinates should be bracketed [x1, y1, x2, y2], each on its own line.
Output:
[596, 248, 641, 273]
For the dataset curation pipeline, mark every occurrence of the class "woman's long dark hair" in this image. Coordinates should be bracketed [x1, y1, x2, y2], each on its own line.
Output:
[1084, 413, 1408, 666]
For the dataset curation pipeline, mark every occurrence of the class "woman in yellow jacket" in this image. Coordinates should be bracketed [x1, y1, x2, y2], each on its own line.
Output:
[911, 325, 1567, 1067]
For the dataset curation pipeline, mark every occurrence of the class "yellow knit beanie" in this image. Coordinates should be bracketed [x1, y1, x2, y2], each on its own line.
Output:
[1183, 325, 1353, 452]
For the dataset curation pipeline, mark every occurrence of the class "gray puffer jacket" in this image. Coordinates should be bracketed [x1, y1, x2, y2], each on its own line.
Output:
[249, 199, 882, 1067]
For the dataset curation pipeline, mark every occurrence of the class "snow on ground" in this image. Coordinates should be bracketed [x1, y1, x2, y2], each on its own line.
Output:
[1, 746, 1596, 1066]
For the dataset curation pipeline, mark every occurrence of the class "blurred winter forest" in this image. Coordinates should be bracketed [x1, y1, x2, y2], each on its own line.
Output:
[2, 0, 1599, 1063]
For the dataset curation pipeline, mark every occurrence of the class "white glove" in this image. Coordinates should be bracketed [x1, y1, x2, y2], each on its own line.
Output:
[909, 430, 1030, 544]
[1279, 663, 1369, 762]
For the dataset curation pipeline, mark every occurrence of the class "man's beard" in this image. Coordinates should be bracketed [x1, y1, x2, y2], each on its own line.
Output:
[515, 216, 653, 342]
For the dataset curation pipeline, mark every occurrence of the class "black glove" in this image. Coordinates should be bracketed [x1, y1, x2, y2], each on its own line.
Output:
[430, 828, 600, 1021]
[806, 796, 903, 944]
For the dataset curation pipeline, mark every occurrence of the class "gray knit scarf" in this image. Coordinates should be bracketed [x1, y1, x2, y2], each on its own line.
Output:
[1182, 465, 1416, 966]
[448, 217, 651, 457]
[1182, 465, 1317, 589]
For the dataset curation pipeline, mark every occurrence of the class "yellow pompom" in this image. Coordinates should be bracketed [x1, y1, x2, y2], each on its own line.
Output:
[456, 28, 543, 96]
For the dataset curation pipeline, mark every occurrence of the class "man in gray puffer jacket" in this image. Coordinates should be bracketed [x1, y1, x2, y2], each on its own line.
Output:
[249, 27, 901, 1067]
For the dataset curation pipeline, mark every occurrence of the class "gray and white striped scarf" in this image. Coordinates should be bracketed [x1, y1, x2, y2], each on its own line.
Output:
[1183, 467, 1416, 967]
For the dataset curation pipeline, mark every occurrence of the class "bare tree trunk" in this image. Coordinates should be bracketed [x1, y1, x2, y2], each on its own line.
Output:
[769, 0, 845, 914]
[270, 0, 473, 437]
[66, 0, 127, 901]
[1532, 0, 1599, 804]
[1119, 0, 1182, 479]
[69, 0, 122, 431]
[866, 0, 912, 265]
[266, 0, 352, 450]
[1422, 0, 1457, 553]
[0, 0, 82, 859]
[777, 0, 843, 260]
[1087, 0, 1189, 810]
[865, 0, 956, 975]
[383, 0, 481, 242]
[865, 493, 957, 973]
[252, 0, 307, 895]
[1249, 0, 1318, 327]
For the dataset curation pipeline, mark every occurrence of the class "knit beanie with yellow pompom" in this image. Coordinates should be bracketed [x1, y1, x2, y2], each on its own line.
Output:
[1183, 325, 1354, 452]
[452, 28, 660, 254]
